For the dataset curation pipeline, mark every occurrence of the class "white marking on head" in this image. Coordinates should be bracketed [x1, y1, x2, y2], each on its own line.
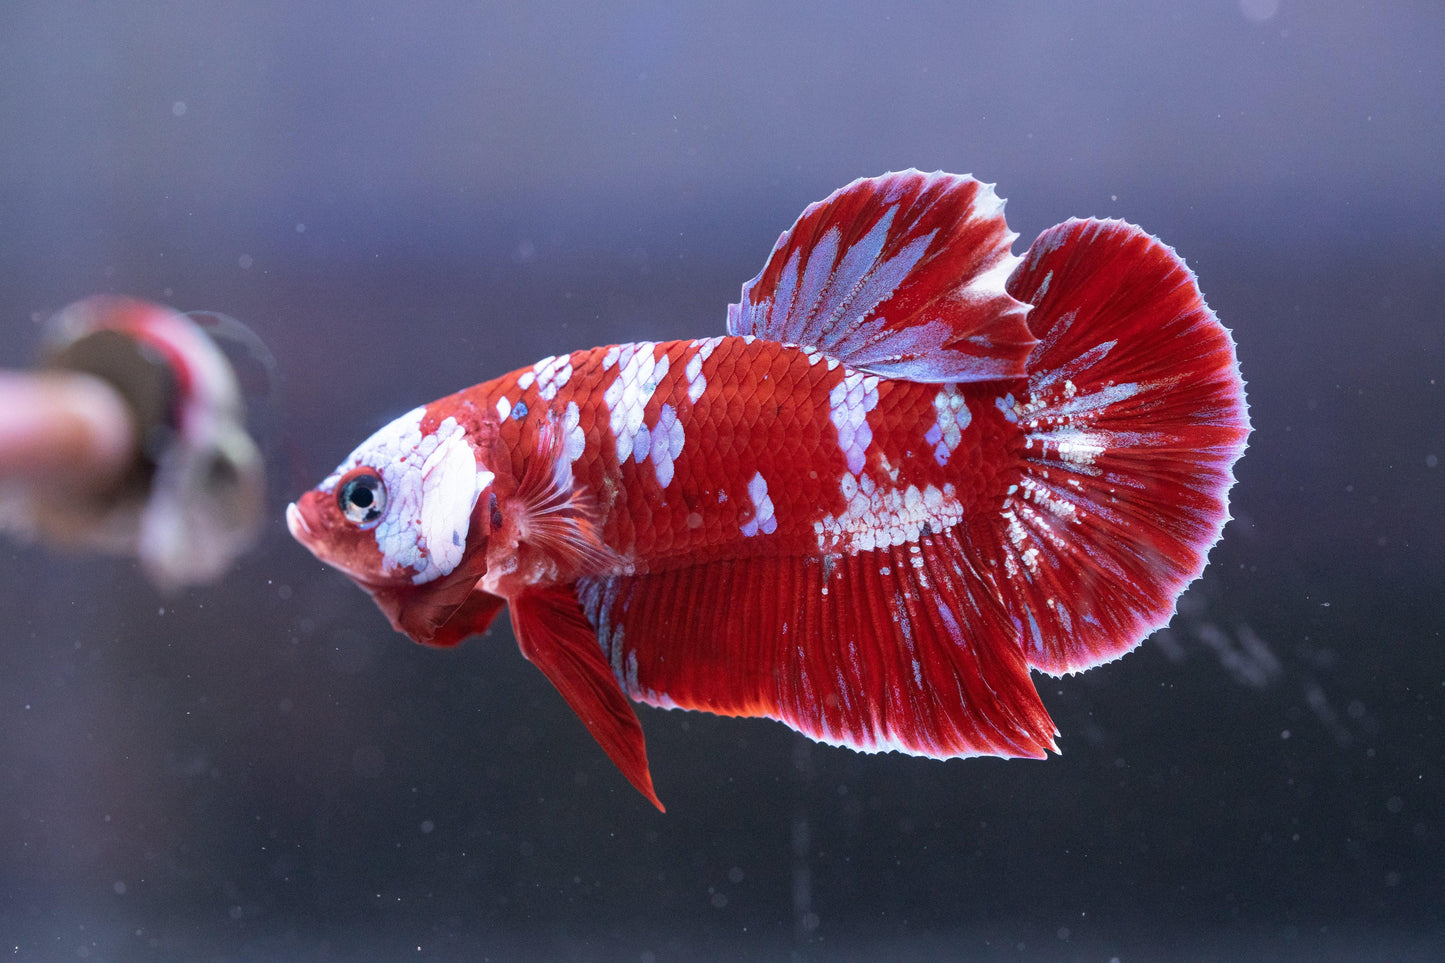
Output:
[324, 409, 484, 584]
[415, 419, 483, 582]
[739, 470, 777, 536]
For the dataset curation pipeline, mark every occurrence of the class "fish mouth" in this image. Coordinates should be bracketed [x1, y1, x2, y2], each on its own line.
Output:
[285, 501, 314, 543]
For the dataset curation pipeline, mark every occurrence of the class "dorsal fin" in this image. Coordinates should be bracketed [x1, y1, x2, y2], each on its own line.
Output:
[727, 170, 1035, 383]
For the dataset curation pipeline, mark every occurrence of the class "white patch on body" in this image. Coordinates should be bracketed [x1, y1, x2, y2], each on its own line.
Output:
[923, 385, 971, 465]
[829, 370, 881, 476]
[603, 342, 670, 464]
[649, 403, 685, 488]
[495, 396, 511, 420]
[532, 354, 574, 401]
[685, 337, 723, 404]
[740, 470, 777, 537]
[814, 474, 961, 554]
[562, 401, 586, 466]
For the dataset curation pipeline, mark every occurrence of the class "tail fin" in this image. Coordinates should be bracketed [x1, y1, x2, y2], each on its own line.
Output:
[989, 219, 1250, 675]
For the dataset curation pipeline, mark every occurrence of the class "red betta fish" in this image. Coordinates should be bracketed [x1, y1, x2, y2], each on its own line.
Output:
[287, 171, 1249, 810]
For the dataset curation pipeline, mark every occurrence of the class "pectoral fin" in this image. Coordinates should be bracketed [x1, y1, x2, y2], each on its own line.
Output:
[509, 584, 663, 811]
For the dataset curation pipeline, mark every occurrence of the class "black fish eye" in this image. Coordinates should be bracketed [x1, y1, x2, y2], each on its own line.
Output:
[338, 470, 386, 527]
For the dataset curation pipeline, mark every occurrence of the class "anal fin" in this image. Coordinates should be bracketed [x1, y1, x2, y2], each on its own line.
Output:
[510, 585, 664, 811]
[577, 530, 1058, 762]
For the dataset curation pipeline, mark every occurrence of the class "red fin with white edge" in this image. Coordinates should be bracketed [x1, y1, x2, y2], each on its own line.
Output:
[576, 530, 1058, 761]
[727, 170, 1036, 383]
[991, 218, 1251, 675]
[511, 585, 664, 811]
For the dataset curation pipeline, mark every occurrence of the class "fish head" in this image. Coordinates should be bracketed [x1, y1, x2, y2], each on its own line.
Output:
[287, 403, 500, 643]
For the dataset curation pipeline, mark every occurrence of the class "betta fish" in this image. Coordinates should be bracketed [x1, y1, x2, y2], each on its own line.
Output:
[288, 171, 1249, 810]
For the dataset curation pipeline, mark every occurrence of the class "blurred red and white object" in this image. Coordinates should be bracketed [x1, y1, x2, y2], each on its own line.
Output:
[0, 296, 265, 590]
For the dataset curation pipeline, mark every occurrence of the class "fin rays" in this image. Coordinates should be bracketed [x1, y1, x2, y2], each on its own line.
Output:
[728, 170, 1036, 383]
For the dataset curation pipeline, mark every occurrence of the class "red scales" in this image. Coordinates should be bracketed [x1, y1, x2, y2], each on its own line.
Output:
[289, 171, 1251, 811]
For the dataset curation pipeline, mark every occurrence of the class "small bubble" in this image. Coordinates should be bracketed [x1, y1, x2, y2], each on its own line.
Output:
[295, 223, 307, 233]
[172, 100, 187, 117]
[1281, 729, 1291, 740]
[728, 866, 745, 884]
[710, 892, 728, 908]
[1427, 454, 1438, 469]
[228, 905, 243, 919]
[420, 820, 435, 834]
[1386, 796, 1404, 814]
[238, 254, 254, 270]
[113, 881, 127, 895]
[1057, 927, 1071, 941]
[1239, 0, 1280, 23]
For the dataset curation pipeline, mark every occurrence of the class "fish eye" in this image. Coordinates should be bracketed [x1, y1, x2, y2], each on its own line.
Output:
[337, 469, 386, 527]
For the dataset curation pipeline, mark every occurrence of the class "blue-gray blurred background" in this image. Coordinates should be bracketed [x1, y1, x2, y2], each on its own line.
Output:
[2, 2, 1441, 959]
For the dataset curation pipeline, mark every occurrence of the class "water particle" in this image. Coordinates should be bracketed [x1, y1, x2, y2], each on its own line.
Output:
[171, 100, 187, 117]
[238, 254, 254, 270]
[420, 820, 435, 833]
[113, 881, 126, 895]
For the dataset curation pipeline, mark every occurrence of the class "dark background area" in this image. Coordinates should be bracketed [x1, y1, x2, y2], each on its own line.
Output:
[1, 2, 1441, 959]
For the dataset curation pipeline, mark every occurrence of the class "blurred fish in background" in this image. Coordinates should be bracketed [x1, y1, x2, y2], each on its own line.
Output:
[0, 295, 269, 590]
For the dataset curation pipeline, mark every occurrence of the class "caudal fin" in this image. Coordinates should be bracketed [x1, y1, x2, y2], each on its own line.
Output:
[989, 218, 1250, 675]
